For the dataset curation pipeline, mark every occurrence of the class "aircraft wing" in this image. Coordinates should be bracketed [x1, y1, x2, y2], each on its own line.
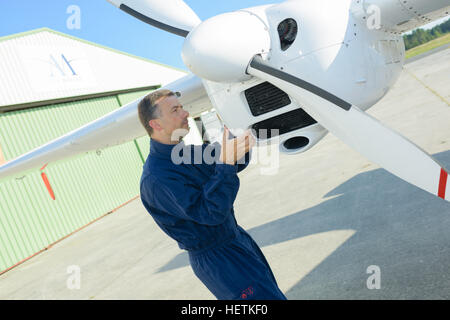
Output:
[354, 0, 450, 33]
[0, 74, 211, 182]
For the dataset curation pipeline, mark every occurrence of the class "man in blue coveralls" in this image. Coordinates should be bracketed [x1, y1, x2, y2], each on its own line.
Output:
[138, 89, 287, 300]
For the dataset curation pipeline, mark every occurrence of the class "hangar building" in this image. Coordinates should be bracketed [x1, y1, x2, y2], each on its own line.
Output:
[0, 28, 201, 274]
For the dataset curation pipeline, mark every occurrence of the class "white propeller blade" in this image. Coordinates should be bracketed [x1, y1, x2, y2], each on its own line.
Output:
[107, 0, 201, 37]
[247, 55, 449, 202]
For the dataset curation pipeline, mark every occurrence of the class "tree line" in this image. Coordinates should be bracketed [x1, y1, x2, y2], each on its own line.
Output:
[403, 18, 450, 50]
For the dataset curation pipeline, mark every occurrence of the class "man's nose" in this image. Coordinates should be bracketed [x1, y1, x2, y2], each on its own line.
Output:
[183, 109, 190, 118]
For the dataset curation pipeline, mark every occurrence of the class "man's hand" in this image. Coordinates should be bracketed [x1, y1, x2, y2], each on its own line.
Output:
[219, 126, 256, 165]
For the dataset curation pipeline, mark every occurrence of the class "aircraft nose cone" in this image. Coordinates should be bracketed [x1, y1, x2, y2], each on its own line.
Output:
[182, 11, 271, 83]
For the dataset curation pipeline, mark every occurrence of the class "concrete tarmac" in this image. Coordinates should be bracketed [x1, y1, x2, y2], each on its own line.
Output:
[0, 48, 449, 300]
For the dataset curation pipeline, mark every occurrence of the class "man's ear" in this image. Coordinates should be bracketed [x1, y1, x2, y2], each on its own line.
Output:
[149, 119, 162, 132]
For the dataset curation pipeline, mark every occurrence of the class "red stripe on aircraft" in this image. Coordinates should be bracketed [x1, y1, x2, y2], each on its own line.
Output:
[438, 169, 448, 200]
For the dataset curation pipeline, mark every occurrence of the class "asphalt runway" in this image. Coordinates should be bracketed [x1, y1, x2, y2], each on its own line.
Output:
[0, 48, 449, 300]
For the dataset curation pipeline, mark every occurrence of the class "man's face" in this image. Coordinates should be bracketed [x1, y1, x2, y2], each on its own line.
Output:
[154, 95, 190, 140]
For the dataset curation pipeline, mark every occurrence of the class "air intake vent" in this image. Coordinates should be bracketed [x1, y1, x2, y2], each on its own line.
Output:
[251, 108, 317, 139]
[278, 18, 298, 51]
[244, 82, 291, 116]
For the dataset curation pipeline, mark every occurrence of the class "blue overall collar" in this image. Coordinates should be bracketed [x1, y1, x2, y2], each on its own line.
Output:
[149, 138, 185, 160]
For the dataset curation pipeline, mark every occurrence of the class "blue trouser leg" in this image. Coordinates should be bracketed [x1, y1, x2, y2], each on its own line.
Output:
[189, 229, 287, 300]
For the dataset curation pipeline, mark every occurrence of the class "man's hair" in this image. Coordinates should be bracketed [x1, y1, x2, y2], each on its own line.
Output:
[138, 89, 175, 136]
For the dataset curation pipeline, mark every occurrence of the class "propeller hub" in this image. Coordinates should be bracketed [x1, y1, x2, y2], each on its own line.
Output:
[182, 11, 271, 83]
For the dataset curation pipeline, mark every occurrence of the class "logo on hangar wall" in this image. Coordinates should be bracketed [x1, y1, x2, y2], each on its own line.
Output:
[18, 45, 98, 93]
